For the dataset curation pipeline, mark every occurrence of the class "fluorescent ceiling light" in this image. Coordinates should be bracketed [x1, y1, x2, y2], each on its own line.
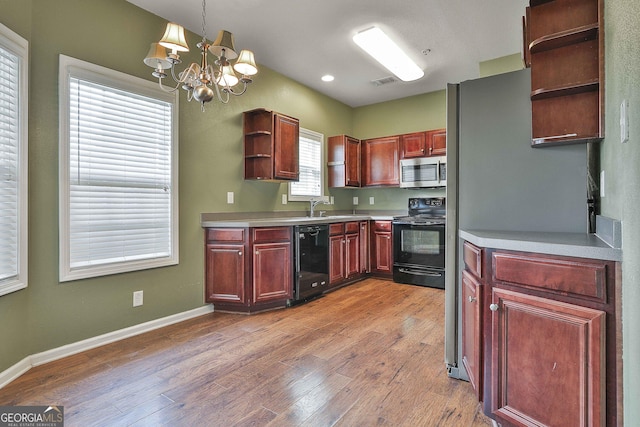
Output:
[353, 26, 424, 82]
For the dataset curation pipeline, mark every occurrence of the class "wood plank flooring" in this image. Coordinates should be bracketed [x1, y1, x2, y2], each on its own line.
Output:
[0, 279, 491, 427]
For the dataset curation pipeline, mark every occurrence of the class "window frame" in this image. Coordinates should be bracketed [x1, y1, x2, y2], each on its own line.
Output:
[288, 127, 328, 202]
[58, 55, 179, 282]
[0, 23, 28, 297]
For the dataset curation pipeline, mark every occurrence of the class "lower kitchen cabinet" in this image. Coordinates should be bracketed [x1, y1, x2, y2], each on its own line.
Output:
[462, 241, 485, 401]
[253, 240, 292, 303]
[205, 228, 247, 307]
[205, 226, 292, 313]
[461, 269, 483, 401]
[370, 220, 393, 277]
[358, 221, 369, 274]
[463, 242, 620, 427]
[491, 287, 605, 427]
[329, 222, 360, 287]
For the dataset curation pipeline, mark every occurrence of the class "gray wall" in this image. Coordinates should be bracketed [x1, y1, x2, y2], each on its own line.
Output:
[458, 69, 588, 233]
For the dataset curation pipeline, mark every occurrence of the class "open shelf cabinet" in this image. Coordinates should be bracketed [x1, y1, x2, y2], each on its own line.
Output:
[525, 0, 604, 147]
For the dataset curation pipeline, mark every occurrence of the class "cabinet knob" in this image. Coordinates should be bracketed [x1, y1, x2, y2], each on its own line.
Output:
[238, 251, 242, 256]
[255, 250, 259, 255]
[468, 296, 477, 303]
[489, 303, 499, 312]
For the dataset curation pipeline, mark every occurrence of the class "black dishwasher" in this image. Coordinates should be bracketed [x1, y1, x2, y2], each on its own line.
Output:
[292, 224, 329, 304]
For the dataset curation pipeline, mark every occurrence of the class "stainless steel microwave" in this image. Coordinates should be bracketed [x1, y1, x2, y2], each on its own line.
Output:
[399, 156, 446, 188]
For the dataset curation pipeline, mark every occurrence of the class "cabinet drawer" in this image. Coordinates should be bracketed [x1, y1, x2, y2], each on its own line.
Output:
[330, 223, 345, 235]
[345, 221, 360, 234]
[372, 220, 392, 232]
[207, 228, 246, 243]
[463, 242, 483, 278]
[492, 251, 607, 303]
[252, 227, 291, 243]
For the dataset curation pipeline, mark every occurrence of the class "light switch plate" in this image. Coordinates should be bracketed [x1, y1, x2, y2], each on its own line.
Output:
[353, 196, 359, 205]
[281, 194, 287, 204]
[369, 197, 375, 205]
[620, 99, 629, 143]
[227, 192, 234, 204]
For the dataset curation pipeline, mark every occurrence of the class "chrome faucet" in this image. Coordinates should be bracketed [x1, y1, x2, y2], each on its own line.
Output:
[309, 199, 329, 217]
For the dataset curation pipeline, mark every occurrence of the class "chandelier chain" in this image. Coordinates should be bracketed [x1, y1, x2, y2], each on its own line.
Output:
[201, 0, 207, 44]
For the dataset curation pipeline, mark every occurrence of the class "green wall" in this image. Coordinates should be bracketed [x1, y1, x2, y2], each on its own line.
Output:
[602, 0, 640, 422]
[479, 53, 525, 78]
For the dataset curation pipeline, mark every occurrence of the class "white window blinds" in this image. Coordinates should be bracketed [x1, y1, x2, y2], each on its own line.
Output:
[289, 128, 324, 199]
[59, 55, 178, 282]
[0, 23, 28, 296]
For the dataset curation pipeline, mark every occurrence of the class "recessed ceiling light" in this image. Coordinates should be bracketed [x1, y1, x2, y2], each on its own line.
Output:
[353, 26, 424, 82]
[321, 75, 335, 82]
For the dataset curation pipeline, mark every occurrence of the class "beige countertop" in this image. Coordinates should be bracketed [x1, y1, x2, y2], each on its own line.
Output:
[460, 229, 622, 261]
[200, 210, 402, 228]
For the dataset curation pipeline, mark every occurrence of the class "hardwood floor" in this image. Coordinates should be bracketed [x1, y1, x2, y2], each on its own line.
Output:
[0, 279, 491, 427]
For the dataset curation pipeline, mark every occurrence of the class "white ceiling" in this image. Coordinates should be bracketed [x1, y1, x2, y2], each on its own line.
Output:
[127, 0, 528, 107]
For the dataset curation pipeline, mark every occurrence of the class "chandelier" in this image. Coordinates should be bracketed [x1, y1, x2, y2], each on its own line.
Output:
[143, 0, 258, 110]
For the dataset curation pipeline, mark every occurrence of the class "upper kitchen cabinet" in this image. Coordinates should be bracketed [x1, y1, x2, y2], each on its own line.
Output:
[243, 108, 299, 181]
[328, 135, 361, 188]
[361, 136, 400, 187]
[400, 129, 447, 159]
[525, 0, 604, 147]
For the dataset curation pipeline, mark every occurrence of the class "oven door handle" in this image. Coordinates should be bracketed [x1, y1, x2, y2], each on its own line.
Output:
[398, 268, 442, 277]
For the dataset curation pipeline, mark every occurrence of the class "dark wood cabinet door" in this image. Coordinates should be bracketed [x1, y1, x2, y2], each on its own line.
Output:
[328, 135, 361, 188]
[400, 132, 427, 158]
[329, 234, 345, 285]
[372, 230, 392, 274]
[345, 136, 361, 186]
[358, 221, 369, 274]
[362, 136, 399, 186]
[428, 128, 447, 156]
[252, 241, 292, 303]
[205, 244, 245, 304]
[462, 270, 482, 401]
[273, 114, 299, 180]
[345, 233, 360, 279]
[491, 287, 605, 427]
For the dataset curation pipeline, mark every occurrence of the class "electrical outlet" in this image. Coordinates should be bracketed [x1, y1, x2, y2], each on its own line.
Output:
[369, 196, 375, 205]
[330, 196, 334, 204]
[281, 194, 287, 204]
[133, 290, 143, 307]
[353, 196, 359, 205]
[227, 192, 234, 204]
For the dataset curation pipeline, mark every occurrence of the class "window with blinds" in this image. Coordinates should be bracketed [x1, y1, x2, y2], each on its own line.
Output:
[0, 23, 28, 297]
[59, 55, 178, 282]
[289, 128, 325, 201]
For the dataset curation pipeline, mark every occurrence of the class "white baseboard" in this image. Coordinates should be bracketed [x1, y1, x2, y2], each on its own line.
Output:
[0, 305, 214, 389]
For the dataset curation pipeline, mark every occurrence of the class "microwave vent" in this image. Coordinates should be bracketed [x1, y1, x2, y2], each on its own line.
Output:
[371, 76, 397, 86]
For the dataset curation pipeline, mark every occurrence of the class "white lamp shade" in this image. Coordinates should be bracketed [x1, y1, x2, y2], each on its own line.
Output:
[209, 30, 238, 59]
[143, 43, 173, 69]
[233, 50, 258, 76]
[159, 23, 189, 52]
[216, 65, 239, 87]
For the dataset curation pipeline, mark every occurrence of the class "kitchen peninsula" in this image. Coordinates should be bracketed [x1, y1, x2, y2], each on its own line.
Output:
[201, 212, 399, 313]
